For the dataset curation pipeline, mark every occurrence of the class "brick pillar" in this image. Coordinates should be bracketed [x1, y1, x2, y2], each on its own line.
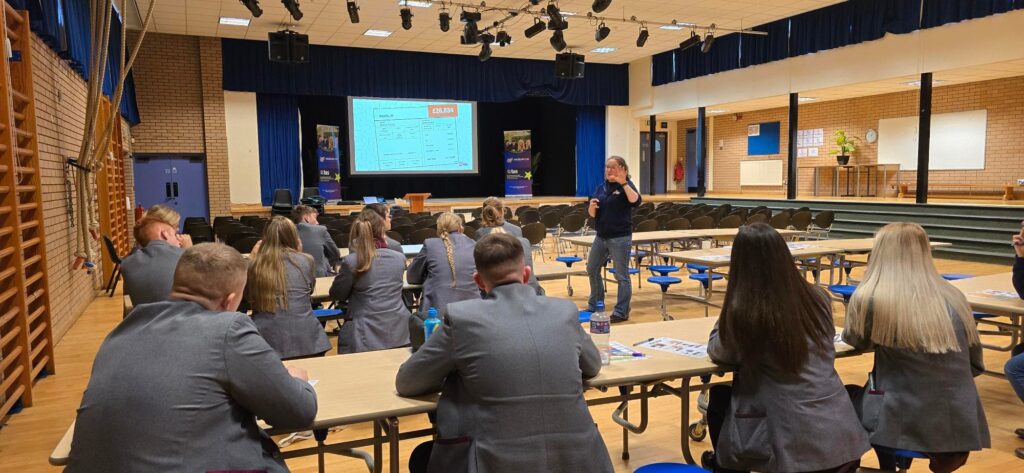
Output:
[199, 37, 231, 218]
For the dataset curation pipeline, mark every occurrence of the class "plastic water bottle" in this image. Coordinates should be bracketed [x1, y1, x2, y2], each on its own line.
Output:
[590, 301, 611, 365]
[424, 307, 442, 341]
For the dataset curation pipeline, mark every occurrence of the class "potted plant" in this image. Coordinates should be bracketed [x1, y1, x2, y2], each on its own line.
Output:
[830, 130, 859, 165]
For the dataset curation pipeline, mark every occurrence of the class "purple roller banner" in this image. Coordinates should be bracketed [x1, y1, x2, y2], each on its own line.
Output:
[503, 130, 533, 198]
[316, 124, 342, 199]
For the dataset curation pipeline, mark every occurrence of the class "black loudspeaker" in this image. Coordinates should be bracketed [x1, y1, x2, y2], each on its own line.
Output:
[268, 30, 310, 64]
[554, 52, 585, 79]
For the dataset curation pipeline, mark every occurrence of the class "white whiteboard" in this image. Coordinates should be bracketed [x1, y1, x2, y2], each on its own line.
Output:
[740, 160, 783, 186]
[877, 110, 987, 171]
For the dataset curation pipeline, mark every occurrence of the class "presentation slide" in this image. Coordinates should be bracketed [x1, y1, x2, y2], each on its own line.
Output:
[348, 97, 478, 175]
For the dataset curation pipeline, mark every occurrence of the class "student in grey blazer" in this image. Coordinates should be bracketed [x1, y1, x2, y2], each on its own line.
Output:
[293, 205, 342, 277]
[397, 233, 613, 473]
[67, 244, 317, 473]
[474, 202, 523, 239]
[364, 203, 404, 251]
[844, 223, 989, 472]
[704, 224, 869, 473]
[330, 213, 411, 353]
[247, 217, 331, 359]
[121, 216, 186, 307]
[407, 212, 479, 313]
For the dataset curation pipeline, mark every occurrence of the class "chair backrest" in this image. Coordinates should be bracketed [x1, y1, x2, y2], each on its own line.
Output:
[387, 230, 404, 244]
[415, 219, 437, 229]
[690, 215, 714, 230]
[272, 188, 293, 207]
[102, 235, 122, 264]
[225, 229, 260, 246]
[520, 209, 541, 224]
[462, 225, 476, 240]
[522, 222, 547, 245]
[240, 215, 262, 228]
[540, 211, 562, 229]
[812, 210, 835, 229]
[231, 236, 261, 254]
[409, 228, 437, 245]
[330, 231, 349, 248]
[183, 216, 206, 226]
[634, 219, 659, 232]
[392, 216, 413, 228]
[665, 218, 690, 231]
[768, 212, 791, 229]
[717, 214, 743, 229]
[789, 211, 813, 231]
[392, 225, 415, 240]
[301, 187, 320, 199]
[560, 213, 586, 233]
[744, 213, 769, 225]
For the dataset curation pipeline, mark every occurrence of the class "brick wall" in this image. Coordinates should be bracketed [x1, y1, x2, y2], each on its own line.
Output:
[129, 33, 204, 154]
[31, 35, 105, 341]
[695, 75, 1024, 196]
[199, 37, 232, 217]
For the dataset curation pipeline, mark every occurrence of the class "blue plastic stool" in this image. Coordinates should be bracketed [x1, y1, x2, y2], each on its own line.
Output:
[634, 463, 710, 473]
[942, 273, 975, 281]
[649, 265, 680, 276]
[314, 308, 346, 332]
[556, 256, 582, 267]
[973, 312, 996, 319]
[578, 310, 592, 324]
[828, 284, 857, 303]
[648, 276, 683, 320]
[689, 273, 723, 299]
[686, 263, 710, 274]
[608, 267, 642, 288]
[875, 446, 927, 472]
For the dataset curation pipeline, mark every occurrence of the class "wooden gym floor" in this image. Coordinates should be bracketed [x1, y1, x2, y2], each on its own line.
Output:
[0, 249, 1021, 473]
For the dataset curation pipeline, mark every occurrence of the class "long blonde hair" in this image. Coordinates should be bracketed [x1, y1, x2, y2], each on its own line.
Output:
[350, 211, 385, 275]
[846, 222, 978, 353]
[480, 204, 505, 228]
[436, 212, 464, 287]
[248, 216, 303, 313]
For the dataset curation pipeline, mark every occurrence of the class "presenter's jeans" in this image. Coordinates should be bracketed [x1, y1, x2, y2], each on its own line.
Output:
[1006, 344, 1024, 401]
[587, 235, 632, 317]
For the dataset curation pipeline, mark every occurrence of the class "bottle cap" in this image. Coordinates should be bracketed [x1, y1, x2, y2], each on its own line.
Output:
[428, 307, 438, 317]
[595, 301, 605, 311]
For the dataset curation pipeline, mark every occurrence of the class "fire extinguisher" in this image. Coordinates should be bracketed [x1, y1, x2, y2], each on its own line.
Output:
[135, 203, 144, 221]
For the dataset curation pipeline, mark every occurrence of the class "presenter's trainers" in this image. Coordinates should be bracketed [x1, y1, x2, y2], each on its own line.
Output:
[1016, 428, 1024, 439]
[610, 313, 629, 323]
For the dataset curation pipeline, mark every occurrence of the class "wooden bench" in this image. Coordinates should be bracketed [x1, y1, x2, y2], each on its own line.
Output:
[897, 182, 1018, 200]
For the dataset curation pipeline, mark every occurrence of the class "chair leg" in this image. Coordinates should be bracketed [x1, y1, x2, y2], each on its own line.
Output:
[110, 268, 121, 297]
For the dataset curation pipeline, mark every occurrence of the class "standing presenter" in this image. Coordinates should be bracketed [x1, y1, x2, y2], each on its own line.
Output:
[586, 156, 641, 322]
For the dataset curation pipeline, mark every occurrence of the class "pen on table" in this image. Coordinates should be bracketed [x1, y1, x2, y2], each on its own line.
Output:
[633, 338, 654, 347]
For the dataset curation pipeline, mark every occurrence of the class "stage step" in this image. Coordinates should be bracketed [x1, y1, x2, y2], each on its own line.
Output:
[693, 197, 1020, 265]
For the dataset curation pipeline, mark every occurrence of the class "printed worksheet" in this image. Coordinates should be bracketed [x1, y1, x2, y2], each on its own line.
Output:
[635, 338, 708, 358]
[969, 289, 1019, 301]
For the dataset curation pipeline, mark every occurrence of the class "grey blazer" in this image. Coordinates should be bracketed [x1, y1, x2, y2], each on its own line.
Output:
[121, 240, 185, 307]
[385, 236, 403, 253]
[297, 222, 341, 277]
[396, 283, 613, 473]
[66, 300, 317, 473]
[407, 233, 479, 314]
[842, 308, 990, 453]
[708, 290, 870, 472]
[330, 249, 411, 353]
[474, 221, 522, 239]
[251, 252, 332, 359]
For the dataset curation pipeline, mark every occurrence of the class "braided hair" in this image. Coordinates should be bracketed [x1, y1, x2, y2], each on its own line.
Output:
[435, 212, 464, 288]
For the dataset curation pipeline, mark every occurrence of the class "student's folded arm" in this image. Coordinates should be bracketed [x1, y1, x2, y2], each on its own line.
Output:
[407, 248, 428, 285]
[224, 315, 318, 430]
[396, 322, 456, 397]
[578, 325, 602, 379]
[329, 260, 355, 302]
[707, 323, 740, 365]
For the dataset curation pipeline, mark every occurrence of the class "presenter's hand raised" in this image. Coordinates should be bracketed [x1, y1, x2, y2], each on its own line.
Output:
[589, 198, 600, 212]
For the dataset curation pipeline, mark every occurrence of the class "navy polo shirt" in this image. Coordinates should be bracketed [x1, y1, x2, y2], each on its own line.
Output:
[591, 180, 642, 239]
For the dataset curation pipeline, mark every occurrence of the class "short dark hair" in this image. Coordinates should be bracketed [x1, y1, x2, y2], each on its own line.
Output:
[291, 205, 317, 222]
[473, 233, 525, 282]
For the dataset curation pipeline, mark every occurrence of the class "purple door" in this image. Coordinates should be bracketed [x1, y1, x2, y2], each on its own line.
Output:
[133, 155, 209, 231]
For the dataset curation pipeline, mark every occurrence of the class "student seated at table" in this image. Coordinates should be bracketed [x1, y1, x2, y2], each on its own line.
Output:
[396, 233, 613, 473]
[66, 243, 317, 473]
[704, 223, 870, 473]
[133, 204, 193, 249]
[407, 212, 478, 342]
[330, 211, 410, 353]
[1008, 227, 1024, 460]
[121, 216, 187, 307]
[292, 204, 341, 277]
[248, 216, 331, 360]
[364, 202, 403, 252]
[474, 205, 544, 295]
[474, 196, 522, 238]
[844, 222, 989, 473]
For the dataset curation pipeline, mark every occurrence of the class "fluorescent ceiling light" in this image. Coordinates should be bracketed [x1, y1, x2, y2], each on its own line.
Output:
[403, 0, 433, 7]
[364, 29, 393, 37]
[219, 17, 251, 26]
[591, 47, 616, 53]
[659, 24, 684, 30]
[799, 96, 817, 102]
[903, 79, 945, 86]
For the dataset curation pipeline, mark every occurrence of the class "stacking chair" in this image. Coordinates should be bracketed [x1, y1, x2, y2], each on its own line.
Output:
[768, 212, 791, 230]
[270, 188, 294, 216]
[522, 222, 549, 260]
[806, 210, 835, 240]
[102, 236, 123, 297]
[409, 228, 436, 245]
[716, 215, 743, 229]
[231, 236, 261, 254]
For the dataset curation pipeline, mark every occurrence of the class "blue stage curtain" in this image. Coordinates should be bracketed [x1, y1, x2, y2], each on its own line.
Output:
[222, 39, 628, 107]
[740, 18, 790, 68]
[256, 94, 301, 206]
[849, 0, 921, 40]
[651, 50, 676, 86]
[676, 33, 741, 81]
[575, 106, 606, 197]
[789, 2, 855, 57]
[922, 0, 1024, 28]
[60, 0, 89, 76]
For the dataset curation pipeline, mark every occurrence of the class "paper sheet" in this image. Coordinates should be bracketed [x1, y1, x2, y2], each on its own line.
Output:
[635, 337, 708, 358]
[969, 289, 1020, 301]
[609, 341, 647, 362]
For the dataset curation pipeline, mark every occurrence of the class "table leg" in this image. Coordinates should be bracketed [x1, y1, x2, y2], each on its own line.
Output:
[386, 417, 400, 473]
[314, 429, 329, 473]
[373, 421, 383, 473]
[705, 269, 714, 318]
[679, 377, 697, 465]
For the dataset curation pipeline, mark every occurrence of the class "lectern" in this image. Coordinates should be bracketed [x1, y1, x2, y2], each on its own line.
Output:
[404, 193, 432, 213]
